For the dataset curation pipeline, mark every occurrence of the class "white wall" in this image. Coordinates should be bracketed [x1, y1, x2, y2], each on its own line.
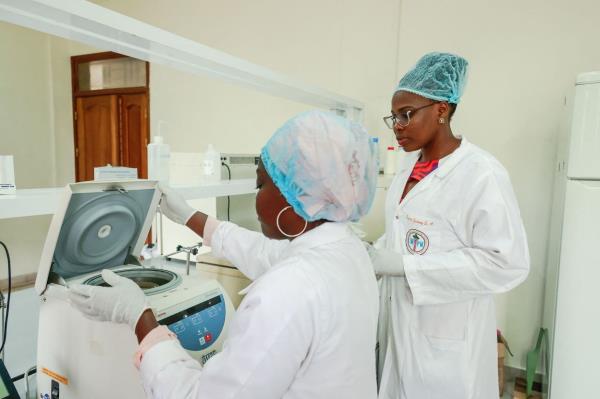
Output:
[1, 0, 401, 272]
[49, 37, 78, 186]
[90, 0, 401, 157]
[0, 23, 57, 189]
[0, 23, 56, 280]
[0, 23, 55, 392]
[4, 287, 39, 399]
[0, 25, 95, 281]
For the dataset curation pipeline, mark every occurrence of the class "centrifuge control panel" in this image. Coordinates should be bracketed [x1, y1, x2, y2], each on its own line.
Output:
[158, 294, 226, 351]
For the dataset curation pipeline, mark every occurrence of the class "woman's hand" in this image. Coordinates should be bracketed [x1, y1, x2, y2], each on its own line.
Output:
[158, 183, 197, 225]
[68, 269, 150, 330]
[366, 245, 406, 277]
[135, 309, 160, 343]
[158, 183, 211, 238]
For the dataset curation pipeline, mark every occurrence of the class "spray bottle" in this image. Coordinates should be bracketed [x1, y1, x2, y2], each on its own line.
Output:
[147, 121, 170, 183]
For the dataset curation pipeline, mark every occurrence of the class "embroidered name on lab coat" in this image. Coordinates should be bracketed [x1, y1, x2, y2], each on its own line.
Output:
[406, 215, 433, 226]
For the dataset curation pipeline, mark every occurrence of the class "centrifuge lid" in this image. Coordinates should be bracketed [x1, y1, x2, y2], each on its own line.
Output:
[35, 180, 161, 295]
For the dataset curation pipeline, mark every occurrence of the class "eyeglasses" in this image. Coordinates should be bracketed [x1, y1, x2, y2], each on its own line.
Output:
[383, 102, 437, 129]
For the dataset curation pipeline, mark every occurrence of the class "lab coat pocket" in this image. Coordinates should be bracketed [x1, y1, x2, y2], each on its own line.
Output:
[418, 302, 468, 342]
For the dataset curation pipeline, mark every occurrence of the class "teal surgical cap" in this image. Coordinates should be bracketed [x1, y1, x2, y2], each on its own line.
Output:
[396, 52, 468, 104]
[261, 110, 379, 222]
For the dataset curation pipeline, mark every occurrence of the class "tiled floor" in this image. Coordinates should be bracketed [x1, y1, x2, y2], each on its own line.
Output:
[501, 376, 545, 398]
[501, 376, 517, 399]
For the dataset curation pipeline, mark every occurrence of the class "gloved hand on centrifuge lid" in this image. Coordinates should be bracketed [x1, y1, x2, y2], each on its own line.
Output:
[157, 182, 196, 225]
[365, 244, 405, 277]
[68, 269, 149, 330]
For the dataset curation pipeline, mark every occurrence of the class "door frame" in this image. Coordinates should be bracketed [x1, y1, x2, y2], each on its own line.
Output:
[70, 51, 150, 180]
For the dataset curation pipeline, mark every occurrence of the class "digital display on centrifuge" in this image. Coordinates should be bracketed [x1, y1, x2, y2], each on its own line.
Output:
[158, 295, 226, 352]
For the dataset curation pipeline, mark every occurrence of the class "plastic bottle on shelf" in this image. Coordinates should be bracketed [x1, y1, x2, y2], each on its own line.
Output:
[0, 155, 16, 194]
[384, 146, 397, 174]
[202, 144, 222, 183]
[370, 137, 381, 174]
[147, 121, 170, 183]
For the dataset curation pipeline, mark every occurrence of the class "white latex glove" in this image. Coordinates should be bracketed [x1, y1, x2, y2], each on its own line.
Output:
[68, 269, 149, 330]
[366, 244, 405, 277]
[157, 183, 196, 225]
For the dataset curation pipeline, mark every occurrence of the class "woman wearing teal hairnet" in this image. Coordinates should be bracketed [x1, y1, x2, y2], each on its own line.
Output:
[368, 52, 530, 398]
[69, 111, 380, 399]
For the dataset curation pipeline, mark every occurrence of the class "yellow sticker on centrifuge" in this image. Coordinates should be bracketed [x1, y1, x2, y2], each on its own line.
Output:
[41, 367, 69, 385]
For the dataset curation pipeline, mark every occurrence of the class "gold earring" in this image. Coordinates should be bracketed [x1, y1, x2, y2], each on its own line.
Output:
[438, 117, 445, 124]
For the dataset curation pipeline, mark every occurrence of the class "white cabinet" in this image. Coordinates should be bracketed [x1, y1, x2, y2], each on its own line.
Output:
[548, 76, 600, 398]
[567, 72, 600, 180]
[550, 180, 600, 397]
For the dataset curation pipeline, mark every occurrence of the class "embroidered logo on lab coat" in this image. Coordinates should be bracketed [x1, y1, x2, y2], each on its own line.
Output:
[405, 229, 429, 255]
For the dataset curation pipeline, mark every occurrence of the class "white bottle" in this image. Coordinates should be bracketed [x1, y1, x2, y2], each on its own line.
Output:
[148, 133, 170, 183]
[202, 144, 221, 183]
[0, 155, 16, 195]
[370, 137, 382, 174]
[384, 146, 397, 175]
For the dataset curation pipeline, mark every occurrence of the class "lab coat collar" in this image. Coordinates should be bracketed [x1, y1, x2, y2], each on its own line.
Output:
[434, 136, 471, 179]
[237, 223, 354, 296]
[396, 136, 471, 180]
[286, 222, 353, 255]
[272, 222, 355, 263]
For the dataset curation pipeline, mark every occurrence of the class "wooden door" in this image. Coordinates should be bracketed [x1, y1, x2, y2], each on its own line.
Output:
[120, 94, 149, 179]
[75, 94, 149, 181]
[72, 52, 149, 182]
[75, 95, 119, 181]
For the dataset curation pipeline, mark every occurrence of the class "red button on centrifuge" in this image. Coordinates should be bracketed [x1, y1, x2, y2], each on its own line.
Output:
[205, 333, 212, 342]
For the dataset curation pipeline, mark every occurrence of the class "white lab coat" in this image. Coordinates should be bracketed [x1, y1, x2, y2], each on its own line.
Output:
[376, 137, 529, 399]
[140, 221, 379, 399]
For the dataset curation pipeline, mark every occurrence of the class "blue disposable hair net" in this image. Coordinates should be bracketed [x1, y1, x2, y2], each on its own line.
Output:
[261, 110, 379, 222]
[396, 52, 468, 104]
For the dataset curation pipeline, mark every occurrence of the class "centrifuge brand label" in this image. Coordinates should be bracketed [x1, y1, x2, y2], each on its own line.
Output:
[201, 350, 217, 365]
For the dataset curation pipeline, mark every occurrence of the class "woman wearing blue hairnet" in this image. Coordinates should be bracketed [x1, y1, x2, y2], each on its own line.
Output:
[69, 111, 380, 399]
[369, 52, 530, 399]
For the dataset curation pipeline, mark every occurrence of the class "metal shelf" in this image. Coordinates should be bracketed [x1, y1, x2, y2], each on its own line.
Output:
[0, 180, 256, 219]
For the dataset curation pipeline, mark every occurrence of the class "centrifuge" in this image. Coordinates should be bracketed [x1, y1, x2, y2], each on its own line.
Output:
[35, 180, 234, 399]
